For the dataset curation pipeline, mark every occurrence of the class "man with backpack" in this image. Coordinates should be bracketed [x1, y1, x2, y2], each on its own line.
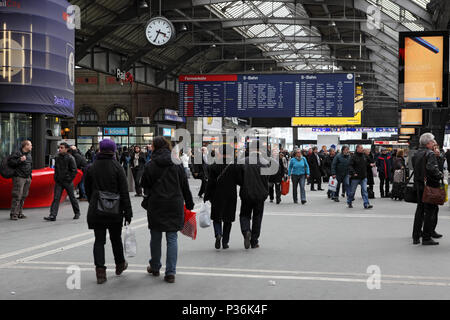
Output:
[7, 140, 33, 220]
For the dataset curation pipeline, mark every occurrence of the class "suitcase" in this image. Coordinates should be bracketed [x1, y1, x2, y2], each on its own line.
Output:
[391, 182, 405, 200]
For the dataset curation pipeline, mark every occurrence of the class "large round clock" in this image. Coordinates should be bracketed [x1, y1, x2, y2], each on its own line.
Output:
[145, 16, 176, 46]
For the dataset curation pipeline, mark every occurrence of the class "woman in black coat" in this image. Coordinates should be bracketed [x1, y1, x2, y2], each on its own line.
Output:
[364, 149, 375, 198]
[84, 139, 133, 284]
[130, 145, 146, 196]
[204, 149, 240, 250]
[140, 136, 194, 283]
[307, 147, 323, 191]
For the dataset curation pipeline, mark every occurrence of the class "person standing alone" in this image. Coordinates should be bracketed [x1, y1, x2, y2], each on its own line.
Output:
[8, 140, 33, 220]
[44, 143, 80, 221]
[130, 146, 146, 197]
[376, 148, 393, 198]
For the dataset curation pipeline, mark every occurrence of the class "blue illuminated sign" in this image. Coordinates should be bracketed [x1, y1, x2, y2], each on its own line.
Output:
[103, 127, 128, 136]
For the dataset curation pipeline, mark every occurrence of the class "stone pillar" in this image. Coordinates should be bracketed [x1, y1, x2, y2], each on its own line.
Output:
[32, 114, 46, 169]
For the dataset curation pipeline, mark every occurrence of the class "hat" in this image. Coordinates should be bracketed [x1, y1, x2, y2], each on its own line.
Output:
[330, 144, 336, 150]
[99, 139, 116, 154]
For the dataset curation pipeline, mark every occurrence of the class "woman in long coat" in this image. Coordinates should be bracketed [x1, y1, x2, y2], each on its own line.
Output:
[204, 148, 240, 250]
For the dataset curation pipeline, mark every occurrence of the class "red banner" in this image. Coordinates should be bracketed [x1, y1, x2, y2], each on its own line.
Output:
[179, 74, 238, 82]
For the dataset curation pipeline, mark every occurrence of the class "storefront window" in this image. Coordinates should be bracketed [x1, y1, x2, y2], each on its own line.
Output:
[0, 113, 32, 160]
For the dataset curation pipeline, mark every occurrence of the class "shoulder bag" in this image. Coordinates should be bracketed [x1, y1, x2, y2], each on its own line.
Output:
[95, 168, 121, 216]
[422, 155, 446, 206]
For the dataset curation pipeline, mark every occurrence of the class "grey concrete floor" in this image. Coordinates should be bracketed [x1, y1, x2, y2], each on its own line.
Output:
[1, 178, 450, 300]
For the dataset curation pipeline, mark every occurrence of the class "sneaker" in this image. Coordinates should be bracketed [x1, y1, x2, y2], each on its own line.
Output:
[244, 231, 251, 249]
[115, 261, 128, 276]
[164, 275, 175, 283]
[147, 265, 160, 276]
[364, 205, 373, 209]
[348, 203, 353, 208]
[215, 235, 222, 250]
[44, 216, 56, 221]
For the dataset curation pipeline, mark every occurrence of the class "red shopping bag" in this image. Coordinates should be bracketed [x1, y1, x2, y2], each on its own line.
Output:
[281, 178, 290, 196]
[181, 205, 197, 240]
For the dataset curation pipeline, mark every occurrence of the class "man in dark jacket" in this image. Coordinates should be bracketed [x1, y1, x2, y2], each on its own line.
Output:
[331, 146, 351, 202]
[85, 146, 95, 164]
[8, 140, 33, 220]
[412, 133, 443, 245]
[307, 146, 324, 191]
[44, 142, 80, 221]
[376, 148, 393, 198]
[347, 145, 373, 209]
[238, 149, 270, 249]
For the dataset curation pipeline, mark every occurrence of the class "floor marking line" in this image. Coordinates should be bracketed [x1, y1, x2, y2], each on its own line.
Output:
[1, 265, 450, 287]
[264, 212, 439, 219]
[18, 260, 450, 282]
[0, 217, 148, 261]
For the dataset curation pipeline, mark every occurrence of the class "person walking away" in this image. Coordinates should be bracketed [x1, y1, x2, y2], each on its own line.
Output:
[288, 149, 310, 204]
[307, 147, 323, 191]
[412, 133, 443, 245]
[141, 137, 194, 283]
[364, 148, 376, 199]
[376, 148, 393, 198]
[130, 145, 146, 197]
[44, 143, 81, 221]
[238, 148, 270, 249]
[69, 146, 88, 201]
[84, 139, 133, 284]
[323, 149, 336, 198]
[204, 148, 240, 249]
[193, 147, 209, 198]
[391, 150, 406, 200]
[268, 152, 287, 204]
[347, 145, 373, 209]
[331, 146, 351, 202]
[8, 140, 33, 220]
[119, 146, 130, 176]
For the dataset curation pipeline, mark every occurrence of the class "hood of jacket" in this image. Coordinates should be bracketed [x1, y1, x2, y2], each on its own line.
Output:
[151, 148, 173, 167]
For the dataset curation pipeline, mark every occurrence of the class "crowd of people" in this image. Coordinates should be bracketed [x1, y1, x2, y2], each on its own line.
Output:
[3, 132, 450, 285]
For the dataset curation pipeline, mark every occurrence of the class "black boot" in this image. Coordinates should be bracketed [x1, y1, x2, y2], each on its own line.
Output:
[96, 267, 107, 284]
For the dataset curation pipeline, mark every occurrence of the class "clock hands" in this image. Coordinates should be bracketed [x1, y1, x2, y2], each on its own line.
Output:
[153, 29, 169, 43]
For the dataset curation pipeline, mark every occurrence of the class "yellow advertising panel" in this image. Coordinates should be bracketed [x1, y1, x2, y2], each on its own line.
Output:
[400, 128, 415, 135]
[292, 87, 362, 126]
[401, 109, 423, 126]
[404, 36, 444, 103]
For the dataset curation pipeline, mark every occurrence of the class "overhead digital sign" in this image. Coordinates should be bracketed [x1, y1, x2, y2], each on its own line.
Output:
[399, 31, 449, 108]
[401, 109, 423, 126]
[400, 128, 415, 135]
[179, 73, 355, 118]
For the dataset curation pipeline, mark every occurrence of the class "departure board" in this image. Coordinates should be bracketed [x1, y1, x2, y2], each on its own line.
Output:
[179, 73, 355, 118]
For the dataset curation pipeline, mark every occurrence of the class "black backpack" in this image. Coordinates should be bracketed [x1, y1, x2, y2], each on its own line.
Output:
[0, 156, 16, 179]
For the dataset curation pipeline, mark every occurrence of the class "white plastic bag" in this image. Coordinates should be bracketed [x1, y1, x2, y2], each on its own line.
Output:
[328, 176, 337, 192]
[198, 202, 211, 228]
[123, 223, 137, 258]
[372, 166, 378, 178]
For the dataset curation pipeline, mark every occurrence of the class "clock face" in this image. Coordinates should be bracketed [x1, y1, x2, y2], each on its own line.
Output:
[145, 17, 175, 46]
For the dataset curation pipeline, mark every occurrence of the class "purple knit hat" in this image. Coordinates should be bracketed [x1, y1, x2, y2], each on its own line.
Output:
[99, 139, 117, 153]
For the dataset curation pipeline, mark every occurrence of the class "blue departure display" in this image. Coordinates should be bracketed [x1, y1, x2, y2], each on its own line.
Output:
[179, 73, 355, 118]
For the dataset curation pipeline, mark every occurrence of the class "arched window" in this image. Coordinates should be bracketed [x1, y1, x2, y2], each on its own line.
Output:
[107, 107, 129, 122]
[77, 107, 98, 123]
[153, 108, 165, 122]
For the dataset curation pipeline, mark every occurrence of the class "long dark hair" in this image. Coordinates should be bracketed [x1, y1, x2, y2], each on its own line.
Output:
[153, 136, 172, 152]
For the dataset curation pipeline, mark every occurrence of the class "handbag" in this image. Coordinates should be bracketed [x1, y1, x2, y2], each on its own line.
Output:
[141, 166, 170, 210]
[421, 155, 446, 206]
[181, 205, 197, 240]
[281, 177, 290, 195]
[403, 170, 418, 203]
[97, 190, 121, 216]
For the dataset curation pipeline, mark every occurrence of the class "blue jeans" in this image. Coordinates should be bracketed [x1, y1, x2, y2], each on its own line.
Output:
[334, 175, 350, 199]
[347, 178, 370, 207]
[149, 230, 178, 276]
[291, 174, 306, 202]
